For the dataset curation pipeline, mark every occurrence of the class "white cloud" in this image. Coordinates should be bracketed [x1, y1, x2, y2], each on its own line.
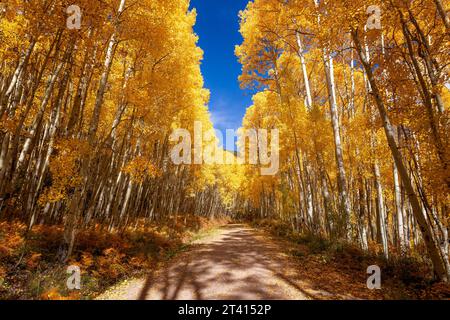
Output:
[209, 97, 241, 130]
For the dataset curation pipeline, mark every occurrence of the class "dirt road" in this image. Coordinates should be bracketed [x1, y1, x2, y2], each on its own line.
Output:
[98, 224, 311, 300]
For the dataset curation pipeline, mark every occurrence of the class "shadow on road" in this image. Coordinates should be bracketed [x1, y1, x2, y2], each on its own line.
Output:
[137, 224, 315, 300]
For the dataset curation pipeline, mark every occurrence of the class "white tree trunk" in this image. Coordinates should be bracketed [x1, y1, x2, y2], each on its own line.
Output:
[296, 32, 313, 110]
[374, 162, 389, 259]
[393, 159, 406, 253]
[88, 0, 126, 142]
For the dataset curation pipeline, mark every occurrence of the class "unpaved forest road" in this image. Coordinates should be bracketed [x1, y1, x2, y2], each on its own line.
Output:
[98, 224, 311, 300]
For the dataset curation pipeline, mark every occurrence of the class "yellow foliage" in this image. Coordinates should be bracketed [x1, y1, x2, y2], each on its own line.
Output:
[38, 139, 89, 205]
[122, 157, 161, 183]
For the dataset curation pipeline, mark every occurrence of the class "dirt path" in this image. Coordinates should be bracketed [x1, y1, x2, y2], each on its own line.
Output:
[98, 224, 311, 300]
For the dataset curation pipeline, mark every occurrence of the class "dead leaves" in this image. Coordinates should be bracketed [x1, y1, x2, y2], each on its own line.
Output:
[256, 219, 450, 300]
[41, 288, 80, 300]
[26, 253, 42, 269]
[0, 222, 25, 259]
[0, 216, 226, 299]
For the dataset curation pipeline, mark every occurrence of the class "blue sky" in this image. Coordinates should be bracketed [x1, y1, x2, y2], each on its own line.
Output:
[189, 0, 253, 150]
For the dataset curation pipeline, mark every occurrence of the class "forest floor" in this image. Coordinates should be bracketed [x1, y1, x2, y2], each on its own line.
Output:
[2, 220, 449, 300]
[98, 223, 450, 300]
[0, 216, 228, 299]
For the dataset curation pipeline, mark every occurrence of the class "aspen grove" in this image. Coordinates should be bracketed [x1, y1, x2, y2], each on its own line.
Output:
[0, 0, 449, 293]
[234, 0, 449, 282]
[0, 0, 236, 262]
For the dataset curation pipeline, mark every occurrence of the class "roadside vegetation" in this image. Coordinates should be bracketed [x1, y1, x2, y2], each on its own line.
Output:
[250, 219, 450, 299]
[0, 216, 228, 300]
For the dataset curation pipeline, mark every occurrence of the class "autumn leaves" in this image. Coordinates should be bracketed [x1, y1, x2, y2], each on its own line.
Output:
[234, 0, 449, 281]
[0, 0, 236, 261]
[169, 121, 280, 176]
[0, 0, 448, 284]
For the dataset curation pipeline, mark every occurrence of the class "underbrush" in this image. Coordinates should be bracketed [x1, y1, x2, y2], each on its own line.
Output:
[0, 215, 229, 300]
[251, 218, 450, 300]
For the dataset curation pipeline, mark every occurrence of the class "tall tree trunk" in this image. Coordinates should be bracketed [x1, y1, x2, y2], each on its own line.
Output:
[374, 162, 389, 259]
[394, 158, 406, 253]
[296, 31, 313, 110]
[352, 28, 449, 281]
[88, 0, 127, 143]
[323, 53, 352, 238]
